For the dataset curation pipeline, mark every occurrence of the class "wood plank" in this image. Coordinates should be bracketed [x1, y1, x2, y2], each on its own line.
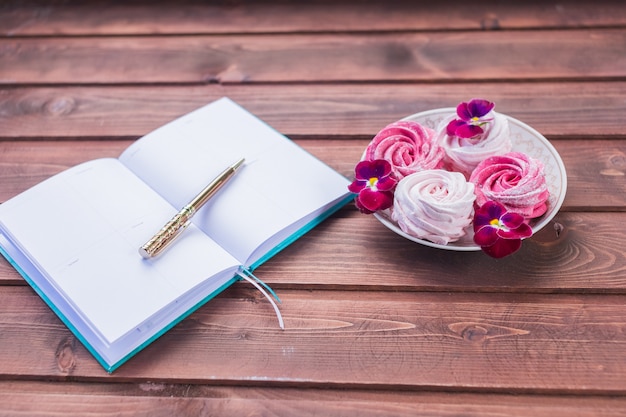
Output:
[5, 211, 622, 291]
[2, 138, 624, 290]
[1, 138, 624, 211]
[1, 30, 625, 84]
[0, 286, 625, 393]
[1, 84, 626, 140]
[0, 140, 129, 202]
[0, 381, 625, 417]
[2, 1, 625, 36]
[254, 211, 626, 292]
[1, 0, 623, 412]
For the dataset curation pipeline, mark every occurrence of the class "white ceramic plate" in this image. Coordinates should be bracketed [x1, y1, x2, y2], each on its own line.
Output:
[373, 108, 568, 251]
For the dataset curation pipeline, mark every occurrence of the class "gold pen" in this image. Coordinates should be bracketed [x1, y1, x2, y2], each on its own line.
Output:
[139, 158, 245, 259]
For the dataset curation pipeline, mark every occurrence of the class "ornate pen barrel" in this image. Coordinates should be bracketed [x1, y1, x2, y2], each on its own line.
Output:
[139, 206, 195, 258]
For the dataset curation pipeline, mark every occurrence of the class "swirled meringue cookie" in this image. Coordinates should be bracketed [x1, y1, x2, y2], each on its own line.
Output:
[437, 111, 512, 177]
[391, 170, 476, 245]
[470, 152, 549, 219]
[364, 121, 445, 180]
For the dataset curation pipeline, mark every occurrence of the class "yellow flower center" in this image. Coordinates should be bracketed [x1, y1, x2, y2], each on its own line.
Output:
[368, 177, 378, 190]
[490, 218, 509, 231]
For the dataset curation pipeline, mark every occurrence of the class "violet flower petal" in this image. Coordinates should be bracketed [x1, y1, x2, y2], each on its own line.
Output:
[354, 196, 374, 214]
[501, 212, 525, 229]
[446, 119, 466, 136]
[514, 222, 533, 238]
[354, 160, 374, 180]
[467, 99, 495, 118]
[482, 238, 522, 259]
[496, 228, 524, 240]
[456, 102, 472, 121]
[369, 159, 393, 178]
[455, 123, 484, 139]
[358, 188, 394, 212]
[474, 201, 506, 229]
[348, 180, 366, 194]
[376, 176, 397, 191]
[474, 225, 499, 246]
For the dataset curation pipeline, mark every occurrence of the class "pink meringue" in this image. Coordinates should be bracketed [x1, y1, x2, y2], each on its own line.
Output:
[391, 169, 476, 245]
[437, 111, 512, 177]
[364, 121, 445, 181]
[470, 151, 549, 219]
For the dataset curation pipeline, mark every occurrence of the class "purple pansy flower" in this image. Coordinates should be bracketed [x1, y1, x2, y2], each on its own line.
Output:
[348, 159, 397, 214]
[473, 201, 532, 258]
[446, 98, 495, 139]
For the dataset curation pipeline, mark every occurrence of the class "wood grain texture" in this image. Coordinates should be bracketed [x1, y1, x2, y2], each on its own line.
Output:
[255, 211, 626, 292]
[2, 83, 626, 139]
[1, 1, 625, 413]
[1, 30, 625, 84]
[2, 0, 625, 36]
[1, 382, 625, 417]
[1, 286, 625, 394]
[3, 211, 624, 291]
[0, 381, 625, 417]
[1, 139, 624, 211]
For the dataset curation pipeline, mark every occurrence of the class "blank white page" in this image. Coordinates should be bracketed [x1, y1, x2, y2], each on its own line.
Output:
[0, 158, 239, 344]
[119, 97, 350, 265]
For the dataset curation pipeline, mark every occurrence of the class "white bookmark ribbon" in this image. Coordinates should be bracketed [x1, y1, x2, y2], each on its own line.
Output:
[237, 267, 284, 330]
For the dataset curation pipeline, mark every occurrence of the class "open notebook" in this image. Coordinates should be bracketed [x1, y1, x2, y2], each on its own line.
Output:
[0, 97, 352, 372]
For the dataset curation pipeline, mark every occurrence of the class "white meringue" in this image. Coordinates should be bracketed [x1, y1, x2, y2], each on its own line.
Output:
[391, 170, 476, 245]
[437, 111, 512, 177]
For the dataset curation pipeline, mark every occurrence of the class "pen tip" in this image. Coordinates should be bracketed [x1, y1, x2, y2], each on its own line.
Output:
[232, 157, 245, 170]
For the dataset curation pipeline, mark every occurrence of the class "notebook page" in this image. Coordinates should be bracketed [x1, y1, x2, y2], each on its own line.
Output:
[119, 97, 351, 265]
[0, 158, 239, 344]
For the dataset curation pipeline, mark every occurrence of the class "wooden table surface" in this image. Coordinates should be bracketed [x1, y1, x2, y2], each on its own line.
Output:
[2, 1, 626, 415]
